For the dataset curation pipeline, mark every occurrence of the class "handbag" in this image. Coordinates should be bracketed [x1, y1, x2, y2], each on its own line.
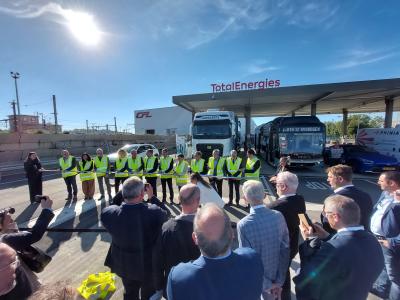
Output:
[18, 245, 52, 273]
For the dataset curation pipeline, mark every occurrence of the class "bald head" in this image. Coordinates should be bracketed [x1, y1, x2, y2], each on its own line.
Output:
[0, 243, 17, 296]
[179, 184, 200, 206]
[193, 204, 232, 258]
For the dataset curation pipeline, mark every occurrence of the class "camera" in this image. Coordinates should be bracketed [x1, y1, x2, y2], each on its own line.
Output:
[34, 195, 47, 203]
[0, 207, 15, 224]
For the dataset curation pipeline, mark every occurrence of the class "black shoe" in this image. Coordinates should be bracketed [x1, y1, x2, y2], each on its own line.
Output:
[162, 199, 166, 203]
[97, 195, 104, 201]
[228, 201, 233, 206]
[65, 196, 72, 201]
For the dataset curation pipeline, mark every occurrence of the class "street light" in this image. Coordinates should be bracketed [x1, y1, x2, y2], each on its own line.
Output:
[10, 71, 21, 115]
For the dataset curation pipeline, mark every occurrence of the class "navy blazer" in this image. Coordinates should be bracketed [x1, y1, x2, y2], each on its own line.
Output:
[0, 209, 54, 251]
[294, 230, 384, 300]
[101, 202, 168, 281]
[381, 202, 400, 253]
[322, 186, 373, 233]
[167, 247, 264, 300]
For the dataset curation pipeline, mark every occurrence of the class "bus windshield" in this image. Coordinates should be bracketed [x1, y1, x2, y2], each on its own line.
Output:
[192, 120, 231, 139]
[279, 132, 324, 155]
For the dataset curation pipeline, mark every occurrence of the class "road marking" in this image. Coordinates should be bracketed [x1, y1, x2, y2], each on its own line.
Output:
[362, 179, 378, 186]
[261, 176, 276, 202]
[304, 181, 331, 190]
[0, 174, 59, 185]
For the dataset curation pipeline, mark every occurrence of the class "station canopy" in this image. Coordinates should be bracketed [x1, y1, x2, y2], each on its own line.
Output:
[173, 78, 400, 117]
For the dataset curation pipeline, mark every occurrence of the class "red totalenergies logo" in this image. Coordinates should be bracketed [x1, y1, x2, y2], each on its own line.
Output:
[211, 79, 281, 93]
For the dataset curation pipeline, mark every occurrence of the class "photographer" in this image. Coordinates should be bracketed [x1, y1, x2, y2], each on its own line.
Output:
[0, 197, 54, 297]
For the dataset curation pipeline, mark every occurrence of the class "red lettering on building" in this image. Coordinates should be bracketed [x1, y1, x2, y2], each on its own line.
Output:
[136, 112, 152, 118]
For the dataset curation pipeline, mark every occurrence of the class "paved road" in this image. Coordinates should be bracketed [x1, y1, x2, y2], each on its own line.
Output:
[0, 160, 382, 299]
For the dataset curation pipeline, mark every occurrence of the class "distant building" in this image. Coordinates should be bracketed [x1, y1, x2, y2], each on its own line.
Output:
[8, 114, 62, 133]
[135, 106, 192, 135]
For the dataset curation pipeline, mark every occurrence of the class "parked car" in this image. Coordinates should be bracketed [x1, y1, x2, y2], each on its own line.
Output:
[326, 144, 400, 173]
[108, 144, 159, 168]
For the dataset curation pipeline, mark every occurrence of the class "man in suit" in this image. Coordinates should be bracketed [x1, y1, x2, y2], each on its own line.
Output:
[238, 180, 290, 300]
[371, 171, 400, 299]
[152, 183, 201, 298]
[101, 177, 168, 300]
[322, 164, 373, 233]
[268, 171, 305, 300]
[294, 195, 384, 300]
[167, 203, 264, 300]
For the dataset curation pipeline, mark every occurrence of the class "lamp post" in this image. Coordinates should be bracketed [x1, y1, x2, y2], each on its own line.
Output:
[10, 72, 21, 115]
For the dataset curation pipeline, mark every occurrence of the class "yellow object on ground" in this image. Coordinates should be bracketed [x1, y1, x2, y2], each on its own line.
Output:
[77, 271, 116, 300]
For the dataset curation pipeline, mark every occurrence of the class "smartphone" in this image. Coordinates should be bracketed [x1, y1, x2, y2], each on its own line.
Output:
[298, 213, 315, 231]
[34, 195, 47, 203]
[144, 183, 150, 191]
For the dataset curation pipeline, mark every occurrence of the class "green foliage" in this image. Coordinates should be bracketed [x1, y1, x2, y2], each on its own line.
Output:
[324, 114, 384, 137]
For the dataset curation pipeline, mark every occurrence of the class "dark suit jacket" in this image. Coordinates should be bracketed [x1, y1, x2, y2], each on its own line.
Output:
[321, 186, 373, 233]
[152, 216, 200, 291]
[381, 202, 400, 254]
[0, 209, 54, 251]
[294, 230, 384, 300]
[268, 194, 306, 259]
[101, 202, 168, 281]
[167, 247, 264, 300]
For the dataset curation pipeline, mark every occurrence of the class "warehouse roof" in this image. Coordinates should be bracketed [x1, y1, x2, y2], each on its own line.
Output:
[172, 78, 400, 117]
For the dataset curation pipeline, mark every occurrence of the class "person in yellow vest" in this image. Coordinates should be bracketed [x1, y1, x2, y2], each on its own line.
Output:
[128, 149, 144, 178]
[58, 149, 78, 201]
[190, 151, 207, 175]
[114, 149, 129, 194]
[143, 149, 159, 197]
[174, 154, 189, 193]
[207, 149, 226, 197]
[225, 150, 243, 206]
[94, 148, 112, 201]
[244, 149, 261, 180]
[159, 148, 174, 203]
[79, 153, 95, 200]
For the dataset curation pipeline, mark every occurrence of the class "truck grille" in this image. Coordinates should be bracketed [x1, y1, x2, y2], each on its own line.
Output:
[196, 144, 224, 159]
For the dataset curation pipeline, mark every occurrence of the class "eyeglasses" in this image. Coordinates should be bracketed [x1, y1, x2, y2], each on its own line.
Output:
[0, 257, 20, 272]
[322, 210, 336, 217]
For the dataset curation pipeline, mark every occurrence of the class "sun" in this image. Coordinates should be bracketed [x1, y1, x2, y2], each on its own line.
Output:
[64, 10, 102, 46]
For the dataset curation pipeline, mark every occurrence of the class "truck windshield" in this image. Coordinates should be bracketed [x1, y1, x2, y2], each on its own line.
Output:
[279, 132, 324, 155]
[192, 120, 231, 139]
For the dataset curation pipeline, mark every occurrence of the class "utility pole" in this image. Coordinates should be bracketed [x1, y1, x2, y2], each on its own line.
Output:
[10, 72, 21, 115]
[52, 95, 58, 134]
[114, 117, 117, 133]
[106, 124, 109, 132]
[86, 120, 89, 133]
[10, 100, 18, 132]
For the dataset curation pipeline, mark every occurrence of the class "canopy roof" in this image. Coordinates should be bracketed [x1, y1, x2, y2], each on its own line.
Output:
[172, 78, 400, 117]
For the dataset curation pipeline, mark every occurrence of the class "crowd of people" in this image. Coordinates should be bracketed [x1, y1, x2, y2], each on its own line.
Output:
[1, 147, 399, 300]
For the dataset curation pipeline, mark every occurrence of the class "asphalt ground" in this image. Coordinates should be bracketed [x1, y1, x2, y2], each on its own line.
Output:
[0, 159, 383, 299]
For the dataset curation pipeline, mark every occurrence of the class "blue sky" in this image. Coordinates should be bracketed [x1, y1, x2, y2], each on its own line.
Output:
[0, 0, 399, 131]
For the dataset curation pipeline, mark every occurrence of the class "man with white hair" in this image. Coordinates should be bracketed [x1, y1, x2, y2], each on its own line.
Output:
[268, 171, 305, 300]
[238, 180, 290, 300]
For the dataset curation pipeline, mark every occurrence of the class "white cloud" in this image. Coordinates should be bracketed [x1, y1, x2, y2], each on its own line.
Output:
[244, 59, 281, 76]
[330, 48, 400, 70]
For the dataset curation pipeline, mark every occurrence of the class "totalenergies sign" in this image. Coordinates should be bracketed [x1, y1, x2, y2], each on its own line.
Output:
[211, 78, 280, 93]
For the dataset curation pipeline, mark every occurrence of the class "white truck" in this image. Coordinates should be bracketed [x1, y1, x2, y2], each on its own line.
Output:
[356, 126, 400, 161]
[190, 110, 241, 157]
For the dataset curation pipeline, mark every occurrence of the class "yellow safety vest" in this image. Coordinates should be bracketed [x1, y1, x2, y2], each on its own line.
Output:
[226, 157, 242, 178]
[79, 160, 95, 182]
[94, 156, 108, 177]
[207, 157, 225, 177]
[246, 157, 260, 180]
[115, 158, 129, 178]
[128, 156, 142, 176]
[191, 159, 205, 173]
[59, 156, 78, 178]
[144, 156, 158, 177]
[175, 160, 188, 186]
[160, 156, 174, 179]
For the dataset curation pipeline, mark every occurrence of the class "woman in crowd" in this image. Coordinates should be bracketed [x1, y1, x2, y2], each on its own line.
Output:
[78, 153, 95, 200]
[114, 149, 129, 194]
[24, 152, 43, 204]
[190, 172, 225, 208]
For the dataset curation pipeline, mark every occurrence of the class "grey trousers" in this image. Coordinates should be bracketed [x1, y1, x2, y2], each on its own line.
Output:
[97, 175, 112, 197]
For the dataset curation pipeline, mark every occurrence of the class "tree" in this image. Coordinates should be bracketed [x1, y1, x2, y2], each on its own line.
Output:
[324, 114, 384, 138]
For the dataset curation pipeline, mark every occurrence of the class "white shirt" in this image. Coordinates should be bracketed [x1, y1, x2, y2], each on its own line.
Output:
[334, 184, 354, 193]
[196, 182, 225, 208]
[370, 192, 394, 235]
[277, 193, 296, 200]
[337, 226, 364, 233]
[250, 204, 265, 213]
